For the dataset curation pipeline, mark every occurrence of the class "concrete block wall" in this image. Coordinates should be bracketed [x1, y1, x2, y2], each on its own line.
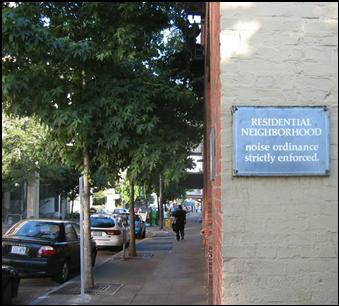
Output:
[219, 2, 338, 305]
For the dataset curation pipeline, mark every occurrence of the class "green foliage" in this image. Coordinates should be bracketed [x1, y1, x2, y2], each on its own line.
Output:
[2, 2, 203, 200]
[40, 165, 80, 199]
[2, 114, 49, 188]
[3, 3, 195, 173]
[2, 113, 81, 198]
[115, 175, 143, 205]
[115, 176, 130, 205]
[2, 4, 203, 264]
[92, 190, 105, 206]
[162, 179, 187, 203]
[2, 112, 78, 195]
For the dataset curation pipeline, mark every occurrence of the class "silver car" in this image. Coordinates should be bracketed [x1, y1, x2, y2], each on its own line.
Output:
[90, 214, 129, 250]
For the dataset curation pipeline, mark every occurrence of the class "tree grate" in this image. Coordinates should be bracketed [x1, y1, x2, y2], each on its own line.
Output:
[50, 282, 123, 296]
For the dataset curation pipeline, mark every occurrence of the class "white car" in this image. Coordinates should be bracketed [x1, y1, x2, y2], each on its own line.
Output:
[90, 214, 129, 250]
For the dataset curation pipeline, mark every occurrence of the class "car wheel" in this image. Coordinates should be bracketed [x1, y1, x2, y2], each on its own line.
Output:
[2, 281, 12, 305]
[12, 279, 20, 298]
[54, 260, 70, 284]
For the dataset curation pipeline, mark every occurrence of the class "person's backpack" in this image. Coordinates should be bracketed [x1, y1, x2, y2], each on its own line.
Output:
[171, 216, 177, 232]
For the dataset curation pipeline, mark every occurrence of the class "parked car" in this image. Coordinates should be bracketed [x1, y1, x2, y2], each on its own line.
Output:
[2, 265, 20, 305]
[2, 219, 97, 283]
[134, 214, 146, 239]
[113, 208, 128, 215]
[90, 214, 130, 250]
[112, 209, 130, 224]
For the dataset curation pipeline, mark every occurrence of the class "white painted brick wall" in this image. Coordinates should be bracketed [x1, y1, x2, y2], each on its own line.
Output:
[219, 2, 338, 305]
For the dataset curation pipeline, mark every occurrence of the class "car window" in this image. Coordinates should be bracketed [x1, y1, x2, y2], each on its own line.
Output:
[113, 209, 125, 214]
[65, 223, 78, 241]
[6, 221, 61, 240]
[90, 216, 115, 228]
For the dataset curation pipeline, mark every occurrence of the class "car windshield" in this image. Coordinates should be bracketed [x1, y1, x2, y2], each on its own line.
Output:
[6, 221, 61, 240]
[90, 216, 115, 228]
[113, 209, 125, 214]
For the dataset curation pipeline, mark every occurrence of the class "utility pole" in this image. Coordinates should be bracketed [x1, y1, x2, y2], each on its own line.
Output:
[159, 173, 163, 230]
[74, 176, 90, 304]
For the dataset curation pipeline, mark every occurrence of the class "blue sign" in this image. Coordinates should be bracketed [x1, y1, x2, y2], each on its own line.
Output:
[232, 106, 330, 176]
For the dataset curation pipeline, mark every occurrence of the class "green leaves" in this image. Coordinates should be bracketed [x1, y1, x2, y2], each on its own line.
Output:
[2, 114, 53, 189]
[2, 2, 203, 197]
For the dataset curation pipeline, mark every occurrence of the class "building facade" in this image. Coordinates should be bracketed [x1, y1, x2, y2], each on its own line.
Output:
[2, 173, 68, 225]
[203, 2, 338, 305]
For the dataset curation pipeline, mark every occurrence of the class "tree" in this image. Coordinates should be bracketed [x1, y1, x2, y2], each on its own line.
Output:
[2, 114, 50, 190]
[127, 115, 201, 229]
[125, 12, 204, 229]
[2, 113, 83, 216]
[3, 2, 202, 288]
[128, 177, 136, 257]
[115, 174, 143, 208]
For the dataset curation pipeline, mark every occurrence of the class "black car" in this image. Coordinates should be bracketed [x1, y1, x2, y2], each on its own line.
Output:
[2, 265, 20, 305]
[2, 219, 97, 283]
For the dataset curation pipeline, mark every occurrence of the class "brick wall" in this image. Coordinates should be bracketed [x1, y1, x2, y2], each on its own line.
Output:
[218, 2, 338, 305]
[203, 2, 223, 305]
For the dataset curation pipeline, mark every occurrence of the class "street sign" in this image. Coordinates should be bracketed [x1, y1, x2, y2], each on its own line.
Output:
[232, 106, 330, 176]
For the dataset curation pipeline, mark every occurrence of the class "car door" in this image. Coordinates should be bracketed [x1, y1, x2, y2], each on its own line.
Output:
[64, 223, 80, 269]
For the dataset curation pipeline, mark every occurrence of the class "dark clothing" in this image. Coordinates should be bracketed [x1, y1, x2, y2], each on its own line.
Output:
[173, 209, 186, 240]
[176, 227, 185, 241]
[173, 209, 186, 229]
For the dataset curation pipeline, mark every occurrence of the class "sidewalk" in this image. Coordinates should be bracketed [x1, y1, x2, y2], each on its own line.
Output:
[30, 213, 208, 305]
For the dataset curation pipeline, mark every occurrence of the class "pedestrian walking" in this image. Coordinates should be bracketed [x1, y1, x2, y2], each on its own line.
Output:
[173, 205, 186, 241]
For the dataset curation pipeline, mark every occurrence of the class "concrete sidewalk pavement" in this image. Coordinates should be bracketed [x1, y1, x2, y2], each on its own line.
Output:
[30, 213, 208, 305]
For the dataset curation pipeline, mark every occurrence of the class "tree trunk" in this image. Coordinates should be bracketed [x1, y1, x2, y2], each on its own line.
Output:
[143, 183, 147, 207]
[159, 173, 163, 230]
[71, 199, 74, 216]
[83, 148, 94, 290]
[128, 179, 137, 257]
[156, 192, 160, 226]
